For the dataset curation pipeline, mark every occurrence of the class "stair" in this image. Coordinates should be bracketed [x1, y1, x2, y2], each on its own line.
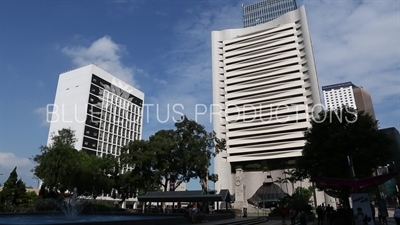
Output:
[213, 217, 268, 225]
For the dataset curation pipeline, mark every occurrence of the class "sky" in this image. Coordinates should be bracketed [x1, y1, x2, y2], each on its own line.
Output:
[0, 0, 399, 190]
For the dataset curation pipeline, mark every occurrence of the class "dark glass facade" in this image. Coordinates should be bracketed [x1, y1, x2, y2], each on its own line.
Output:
[242, 0, 297, 27]
[83, 74, 143, 156]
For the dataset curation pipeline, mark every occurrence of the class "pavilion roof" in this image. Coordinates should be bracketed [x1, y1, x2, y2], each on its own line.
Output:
[138, 189, 233, 202]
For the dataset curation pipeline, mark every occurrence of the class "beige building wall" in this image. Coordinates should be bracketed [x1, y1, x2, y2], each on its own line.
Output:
[353, 87, 376, 119]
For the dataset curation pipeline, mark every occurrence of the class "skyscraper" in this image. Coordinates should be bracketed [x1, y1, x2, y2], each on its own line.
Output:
[47, 64, 144, 167]
[322, 82, 375, 119]
[242, 0, 297, 27]
[211, 5, 322, 201]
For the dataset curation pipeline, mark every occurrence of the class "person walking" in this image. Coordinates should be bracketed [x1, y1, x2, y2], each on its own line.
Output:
[299, 211, 308, 225]
[394, 206, 400, 225]
[289, 207, 297, 225]
[317, 205, 324, 225]
[281, 205, 287, 225]
[378, 204, 388, 225]
[370, 203, 376, 224]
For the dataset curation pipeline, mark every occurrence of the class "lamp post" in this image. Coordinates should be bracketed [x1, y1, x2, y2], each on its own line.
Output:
[0, 173, 3, 187]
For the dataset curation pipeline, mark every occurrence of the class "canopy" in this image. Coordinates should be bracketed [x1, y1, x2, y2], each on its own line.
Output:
[311, 171, 400, 193]
[138, 189, 233, 202]
[247, 182, 286, 205]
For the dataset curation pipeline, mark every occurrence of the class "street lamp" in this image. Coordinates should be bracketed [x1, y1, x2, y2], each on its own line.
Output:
[0, 173, 3, 187]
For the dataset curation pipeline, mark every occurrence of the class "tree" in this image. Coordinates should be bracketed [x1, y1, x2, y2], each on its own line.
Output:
[149, 129, 192, 191]
[276, 169, 303, 195]
[0, 167, 26, 205]
[32, 128, 80, 193]
[33, 128, 117, 198]
[174, 116, 226, 193]
[297, 107, 393, 179]
[296, 107, 394, 198]
[119, 139, 160, 203]
[71, 151, 115, 197]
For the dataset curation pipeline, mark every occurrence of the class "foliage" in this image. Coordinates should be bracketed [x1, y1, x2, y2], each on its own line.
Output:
[296, 107, 394, 181]
[33, 128, 118, 199]
[0, 167, 27, 205]
[71, 152, 115, 197]
[32, 128, 80, 193]
[280, 187, 313, 212]
[119, 139, 161, 203]
[32, 116, 225, 207]
[120, 116, 226, 194]
[174, 116, 226, 193]
[149, 129, 192, 191]
[0, 168, 41, 213]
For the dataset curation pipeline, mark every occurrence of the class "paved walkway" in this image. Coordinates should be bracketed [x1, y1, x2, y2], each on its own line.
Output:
[184, 207, 399, 225]
[185, 217, 398, 225]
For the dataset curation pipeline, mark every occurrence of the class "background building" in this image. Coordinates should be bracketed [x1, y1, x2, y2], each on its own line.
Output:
[242, 0, 297, 27]
[211, 5, 325, 208]
[47, 64, 144, 169]
[380, 127, 400, 173]
[44, 64, 144, 208]
[322, 81, 376, 119]
[379, 127, 400, 197]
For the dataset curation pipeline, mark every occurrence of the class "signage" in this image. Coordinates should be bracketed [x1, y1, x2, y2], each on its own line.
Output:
[351, 193, 375, 225]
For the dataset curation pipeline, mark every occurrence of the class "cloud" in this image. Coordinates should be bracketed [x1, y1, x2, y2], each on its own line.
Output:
[142, 1, 246, 139]
[35, 81, 44, 88]
[0, 152, 35, 185]
[154, 11, 168, 16]
[61, 36, 138, 87]
[34, 106, 50, 127]
[153, 78, 168, 85]
[302, 0, 399, 103]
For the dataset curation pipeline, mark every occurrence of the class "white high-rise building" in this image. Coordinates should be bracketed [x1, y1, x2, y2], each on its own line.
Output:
[322, 82, 357, 111]
[322, 82, 375, 119]
[211, 6, 322, 198]
[47, 64, 144, 164]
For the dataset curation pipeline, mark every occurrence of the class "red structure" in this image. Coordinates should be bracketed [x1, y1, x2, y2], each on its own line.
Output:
[311, 172, 400, 194]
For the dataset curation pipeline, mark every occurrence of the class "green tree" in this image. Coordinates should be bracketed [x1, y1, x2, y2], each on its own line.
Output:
[71, 152, 115, 197]
[149, 129, 193, 191]
[119, 140, 160, 204]
[297, 108, 393, 179]
[276, 169, 303, 195]
[296, 107, 393, 200]
[175, 116, 226, 193]
[32, 128, 80, 193]
[0, 167, 26, 205]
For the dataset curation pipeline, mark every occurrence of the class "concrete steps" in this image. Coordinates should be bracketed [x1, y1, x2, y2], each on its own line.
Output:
[213, 217, 268, 225]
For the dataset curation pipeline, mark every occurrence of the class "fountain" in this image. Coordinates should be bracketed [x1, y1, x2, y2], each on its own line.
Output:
[0, 187, 186, 225]
[44, 187, 91, 218]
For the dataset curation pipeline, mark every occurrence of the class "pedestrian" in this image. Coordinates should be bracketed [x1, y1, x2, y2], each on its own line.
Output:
[243, 207, 248, 218]
[394, 206, 400, 225]
[317, 205, 324, 225]
[370, 203, 376, 224]
[290, 207, 297, 225]
[281, 205, 287, 225]
[378, 204, 388, 225]
[299, 211, 308, 225]
[321, 204, 326, 223]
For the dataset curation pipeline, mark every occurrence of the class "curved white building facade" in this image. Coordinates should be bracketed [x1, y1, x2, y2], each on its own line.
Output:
[211, 6, 321, 193]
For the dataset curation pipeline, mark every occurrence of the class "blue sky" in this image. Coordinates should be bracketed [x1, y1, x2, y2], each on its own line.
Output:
[0, 0, 399, 189]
